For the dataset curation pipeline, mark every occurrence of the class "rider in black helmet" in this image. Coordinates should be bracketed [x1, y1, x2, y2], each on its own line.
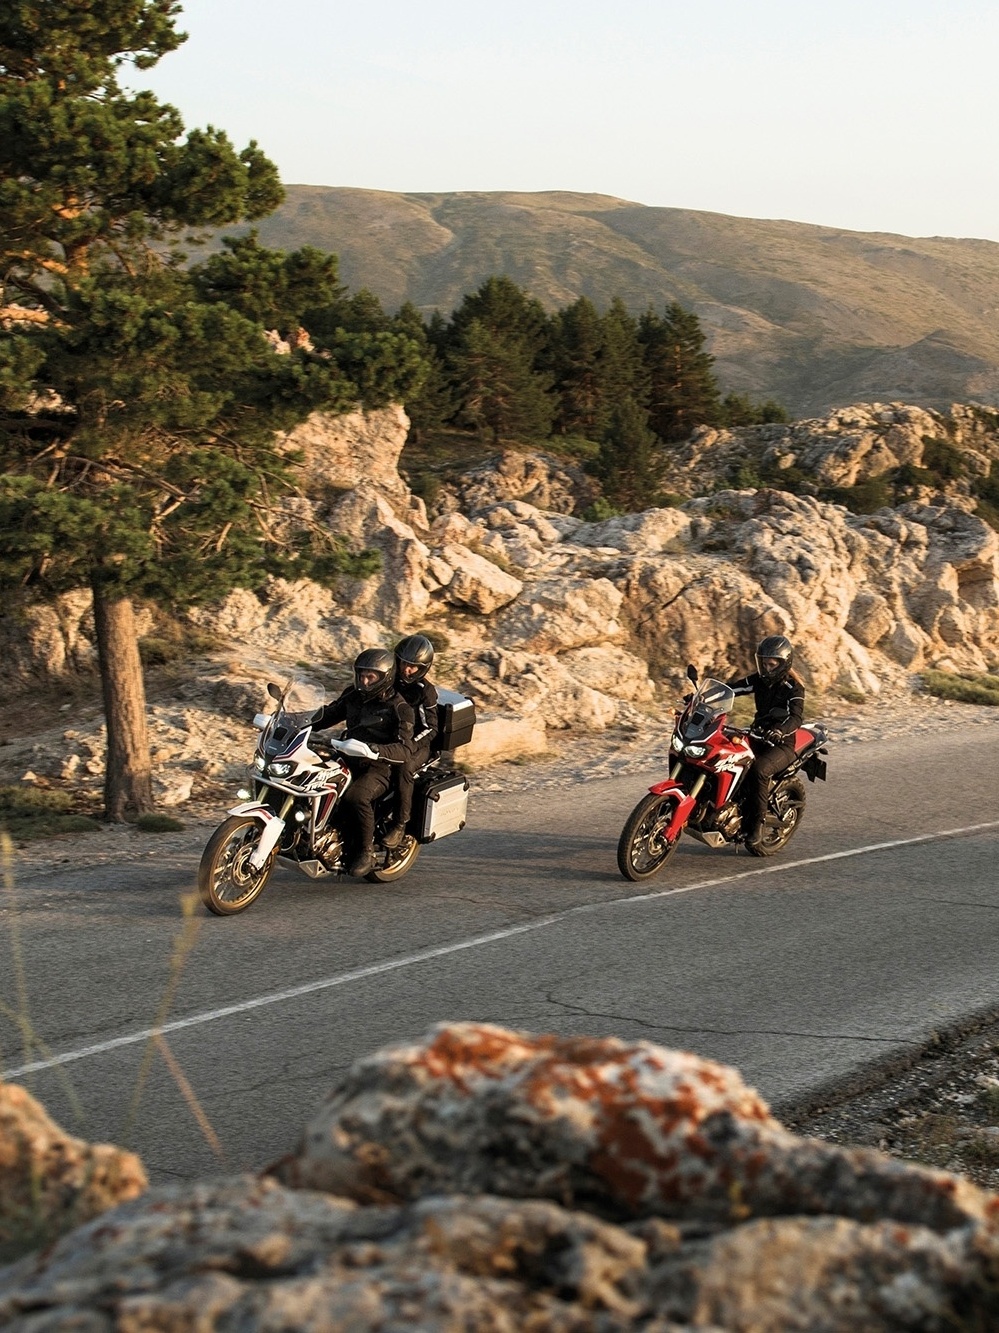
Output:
[313, 648, 416, 877]
[728, 634, 804, 848]
[382, 634, 439, 848]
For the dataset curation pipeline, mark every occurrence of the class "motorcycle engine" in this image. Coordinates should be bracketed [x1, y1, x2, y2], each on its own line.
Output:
[314, 828, 344, 870]
[694, 801, 742, 839]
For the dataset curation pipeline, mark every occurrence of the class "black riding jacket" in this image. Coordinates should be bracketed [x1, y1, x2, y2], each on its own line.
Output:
[395, 677, 438, 749]
[728, 671, 805, 742]
[314, 686, 415, 764]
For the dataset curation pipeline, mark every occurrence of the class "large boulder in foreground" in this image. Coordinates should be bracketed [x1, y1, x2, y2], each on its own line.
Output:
[0, 1082, 146, 1262]
[0, 1178, 655, 1331]
[274, 1023, 996, 1235]
[5, 1027, 999, 1331]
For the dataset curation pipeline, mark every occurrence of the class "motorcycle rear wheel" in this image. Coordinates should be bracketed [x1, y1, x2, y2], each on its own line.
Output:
[367, 834, 421, 883]
[747, 777, 806, 859]
[617, 793, 680, 882]
[198, 815, 277, 915]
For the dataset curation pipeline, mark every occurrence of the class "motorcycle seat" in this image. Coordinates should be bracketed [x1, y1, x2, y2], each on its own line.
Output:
[793, 725, 827, 752]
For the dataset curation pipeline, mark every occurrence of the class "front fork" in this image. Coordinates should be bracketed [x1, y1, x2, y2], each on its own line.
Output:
[649, 772, 706, 842]
[227, 794, 295, 870]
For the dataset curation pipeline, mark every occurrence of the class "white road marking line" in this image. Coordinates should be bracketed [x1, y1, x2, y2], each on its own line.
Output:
[6, 818, 999, 1080]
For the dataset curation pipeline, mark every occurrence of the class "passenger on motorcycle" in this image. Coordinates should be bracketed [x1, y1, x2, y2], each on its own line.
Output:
[728, 634, 805, 848]
[382, 634, 439, 849]
[312, 648, 416, 877]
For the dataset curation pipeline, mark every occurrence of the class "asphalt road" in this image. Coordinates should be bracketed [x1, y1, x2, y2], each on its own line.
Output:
[2, 722, 997, 1184]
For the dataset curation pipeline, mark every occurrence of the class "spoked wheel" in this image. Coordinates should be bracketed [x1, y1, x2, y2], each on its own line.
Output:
[198, 816, 277, 915]
[617, 793, 680, 882]
[747, 778, 806, 859]
[367, 835, 421, 883]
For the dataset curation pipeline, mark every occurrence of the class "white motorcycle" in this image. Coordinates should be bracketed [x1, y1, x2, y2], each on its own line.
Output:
[198, 678, 475, 915]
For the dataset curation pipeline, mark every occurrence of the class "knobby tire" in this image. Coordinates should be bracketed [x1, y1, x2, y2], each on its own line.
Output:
[198, 815, 277, 915]
[617, 793, 680, 882]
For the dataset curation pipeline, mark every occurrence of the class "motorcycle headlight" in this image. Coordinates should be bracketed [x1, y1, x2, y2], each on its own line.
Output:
[684, 744, 707, 758]
[253, 754, 265, 772]
[671, 734, 684, 752]
[268, 761, 293, 777]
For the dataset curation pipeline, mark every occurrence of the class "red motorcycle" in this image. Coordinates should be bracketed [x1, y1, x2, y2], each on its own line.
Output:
[617, 665, 828, 882]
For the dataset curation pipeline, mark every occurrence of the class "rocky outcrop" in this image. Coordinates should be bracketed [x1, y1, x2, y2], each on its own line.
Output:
[433, 449, 600, 517]
[0, 1082, 146, 1261]
[280, 403, 413, 499]
[662, 401, 999, 500]
[4, 1025, 999, 1331]
[275, 1024, 994, 1234]
[3, 402, 999, 800]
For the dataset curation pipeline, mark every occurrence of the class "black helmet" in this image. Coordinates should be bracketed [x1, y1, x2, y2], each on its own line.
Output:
[353, 647, 395, 697]
[394, 633, 435, 684]
[755, 634, 793, 683]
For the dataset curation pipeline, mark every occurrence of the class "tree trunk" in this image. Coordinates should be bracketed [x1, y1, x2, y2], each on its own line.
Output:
[91, 580, 154, 821]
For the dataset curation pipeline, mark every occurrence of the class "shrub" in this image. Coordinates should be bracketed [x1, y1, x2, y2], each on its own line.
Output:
[922, 669, 999, 705]
[0, 786, 73, 813]
[580, 496, 622, 523]
[920, 435, 966, 482]
[820, 474, 892, 514]
[135, 813, 186, 833]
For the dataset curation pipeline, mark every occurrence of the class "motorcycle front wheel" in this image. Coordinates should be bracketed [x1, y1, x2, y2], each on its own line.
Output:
[198, 816, 277, 915]
[617, 793, 680, 882]
[367, 835, 421, 883]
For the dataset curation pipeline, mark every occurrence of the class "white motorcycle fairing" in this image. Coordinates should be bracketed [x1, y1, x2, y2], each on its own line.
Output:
[226, 800, 286, 871]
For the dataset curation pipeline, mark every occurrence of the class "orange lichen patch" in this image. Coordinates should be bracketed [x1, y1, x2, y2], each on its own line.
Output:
[417, 1025, 552, 1088]
[404, 1026, 784, 1214]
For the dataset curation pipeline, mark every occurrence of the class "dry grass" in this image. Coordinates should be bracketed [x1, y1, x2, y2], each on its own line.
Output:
[1, 842, 226, 1261]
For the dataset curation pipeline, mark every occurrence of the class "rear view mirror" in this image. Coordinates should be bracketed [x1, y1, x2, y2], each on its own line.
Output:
[686, 664, 699, 684]
[266, 682, 282, 701]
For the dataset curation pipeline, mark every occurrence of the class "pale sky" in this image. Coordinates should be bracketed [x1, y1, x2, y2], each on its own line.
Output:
[139, 0, 999, 241]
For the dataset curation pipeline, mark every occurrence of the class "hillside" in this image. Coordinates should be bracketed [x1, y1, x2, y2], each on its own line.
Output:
[230, 186, 999, 416]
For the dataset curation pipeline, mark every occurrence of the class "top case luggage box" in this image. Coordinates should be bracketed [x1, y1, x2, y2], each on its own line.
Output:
[435, 687, 476, 750]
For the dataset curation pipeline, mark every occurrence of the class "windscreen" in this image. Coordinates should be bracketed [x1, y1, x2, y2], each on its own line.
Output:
[264, 677, 329, 754]
[680, 678, 735, 742]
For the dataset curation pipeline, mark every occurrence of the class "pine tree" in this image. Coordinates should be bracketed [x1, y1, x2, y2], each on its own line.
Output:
[600, 298, 650, 413]
[0, 3, 398, 819]
[392, 303, 455, 441]
[449, 319, 554, 444]
[446, 278, 554, 443]
[639, 302, 721, 443]
[594, 397, 664, 512]
[549, 297, 606, 438]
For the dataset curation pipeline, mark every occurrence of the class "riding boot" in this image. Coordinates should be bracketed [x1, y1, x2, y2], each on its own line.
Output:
[348, 846, 376, 877]
[381, 822, 407, 849]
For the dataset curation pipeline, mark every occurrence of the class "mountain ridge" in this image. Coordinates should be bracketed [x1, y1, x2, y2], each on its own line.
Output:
[231, 186, 999, 416]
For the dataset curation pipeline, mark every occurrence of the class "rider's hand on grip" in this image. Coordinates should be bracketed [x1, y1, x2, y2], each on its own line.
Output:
[334, 738, 380, 761]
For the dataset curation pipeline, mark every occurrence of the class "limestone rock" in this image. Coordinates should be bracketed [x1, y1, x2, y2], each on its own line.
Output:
[493, 577, 624, 653]
[275, 1023, 996, 1234]
[436, 543, 524, 614]
[460, 716, 549, 767]
[0, 1177, 658, 1332]
[434, 449, 599, 517]
[279, 404, 412, 498]
[0, 591, 97, 689]
[187, 583, 386, 665]
[0, 1082, 146, 1261]
[328, 488, 432, 627]
[571, 507, 693, 554]
[6, 1032, 999, 1331]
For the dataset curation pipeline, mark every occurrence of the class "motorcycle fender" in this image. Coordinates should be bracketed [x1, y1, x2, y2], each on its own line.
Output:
[224, 802, 286, 870]
[226, 801, 276, 819]
[647, 781, 697, 841]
